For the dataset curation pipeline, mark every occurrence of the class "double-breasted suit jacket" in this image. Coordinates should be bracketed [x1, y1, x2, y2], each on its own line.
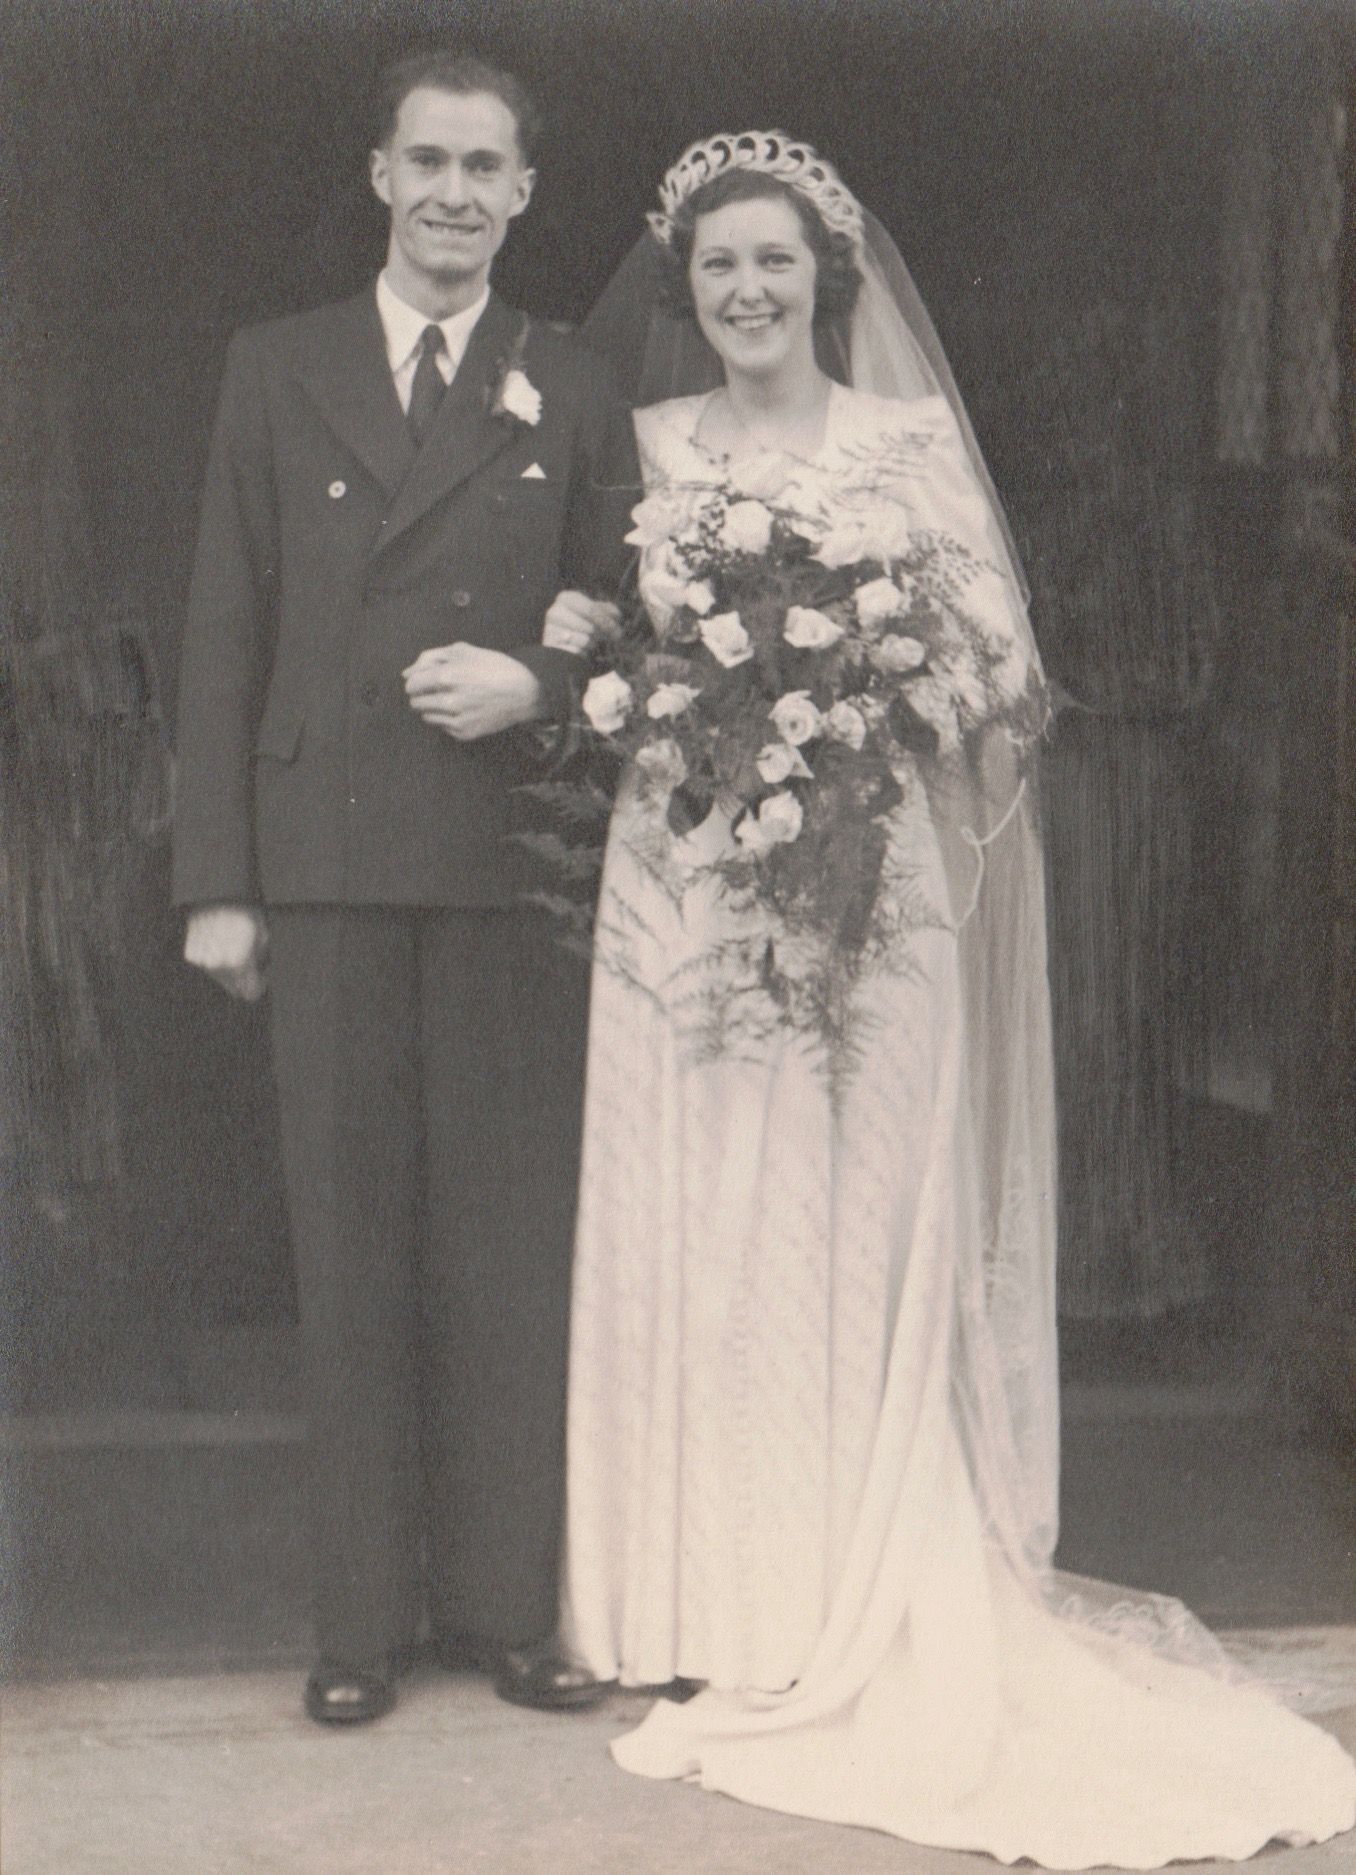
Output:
[172, 287, 637, 909]
[171, 286, 639, 1661]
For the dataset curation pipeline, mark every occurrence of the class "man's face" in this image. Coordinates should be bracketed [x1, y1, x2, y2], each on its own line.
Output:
[370, 87, 535, 308]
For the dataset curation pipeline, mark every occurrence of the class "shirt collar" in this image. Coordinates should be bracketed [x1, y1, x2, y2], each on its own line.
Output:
[375, 273, 491, 374]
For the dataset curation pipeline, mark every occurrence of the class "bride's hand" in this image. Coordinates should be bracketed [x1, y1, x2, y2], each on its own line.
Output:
[542, 591, 621, 656]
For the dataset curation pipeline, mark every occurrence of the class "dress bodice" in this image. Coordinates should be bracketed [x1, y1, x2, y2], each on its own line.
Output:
[636, 382, 954, 507]
[630, 382, 1035, 711]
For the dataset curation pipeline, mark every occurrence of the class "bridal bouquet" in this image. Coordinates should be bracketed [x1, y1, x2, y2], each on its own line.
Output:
[528, 461, 1046, 1067]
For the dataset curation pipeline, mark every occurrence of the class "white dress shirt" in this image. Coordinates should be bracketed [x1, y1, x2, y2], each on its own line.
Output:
[375, 273, 490, 414]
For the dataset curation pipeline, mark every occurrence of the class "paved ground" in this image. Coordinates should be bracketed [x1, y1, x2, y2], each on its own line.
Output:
[5, 1350, 1353, 1874]
[6, 1668, 1356, 1875]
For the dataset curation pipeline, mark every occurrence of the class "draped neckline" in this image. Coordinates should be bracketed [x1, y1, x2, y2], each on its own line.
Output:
[682, 380, 848, 476]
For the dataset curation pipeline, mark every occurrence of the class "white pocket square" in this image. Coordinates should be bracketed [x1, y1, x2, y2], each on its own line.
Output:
[520, 462, 547, 480]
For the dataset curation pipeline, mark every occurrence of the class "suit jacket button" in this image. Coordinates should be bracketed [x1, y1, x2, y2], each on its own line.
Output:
[451, 590, 472, 608]
[328, 480, 347, 499]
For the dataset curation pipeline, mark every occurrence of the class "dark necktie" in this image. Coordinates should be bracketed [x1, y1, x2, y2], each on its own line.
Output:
[407, 324, 448, 444]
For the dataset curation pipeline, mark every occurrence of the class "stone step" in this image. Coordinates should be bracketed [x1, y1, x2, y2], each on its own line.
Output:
[4, 1389, 1351, 1677]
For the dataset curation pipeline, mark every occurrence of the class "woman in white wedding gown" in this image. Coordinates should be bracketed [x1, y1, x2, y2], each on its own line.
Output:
[549, 135, 1356, 1868]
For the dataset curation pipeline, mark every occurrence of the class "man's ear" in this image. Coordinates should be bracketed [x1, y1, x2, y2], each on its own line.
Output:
[369, 146, 393, 208]
[508, 167, 536, 222]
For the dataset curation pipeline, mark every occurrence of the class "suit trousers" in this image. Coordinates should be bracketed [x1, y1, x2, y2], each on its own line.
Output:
[267, 904, 588, 1670]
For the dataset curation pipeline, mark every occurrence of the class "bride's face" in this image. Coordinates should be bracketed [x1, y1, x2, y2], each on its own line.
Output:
[687, 196, 818, 380]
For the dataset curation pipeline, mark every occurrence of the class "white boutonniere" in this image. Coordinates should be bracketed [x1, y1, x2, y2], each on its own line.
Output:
[491, 320, 543, 427]
[497, 366, 542, 426]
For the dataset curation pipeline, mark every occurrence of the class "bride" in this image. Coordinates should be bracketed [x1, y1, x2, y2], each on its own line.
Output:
[542, 132, 1356, 1867]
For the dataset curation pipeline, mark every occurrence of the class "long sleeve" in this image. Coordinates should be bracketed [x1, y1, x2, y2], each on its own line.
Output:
[170, 329, 279, 906]
[513, 360, 640, 720]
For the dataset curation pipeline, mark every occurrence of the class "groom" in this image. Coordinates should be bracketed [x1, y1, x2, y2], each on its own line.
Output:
[172, 51, 631, 1724]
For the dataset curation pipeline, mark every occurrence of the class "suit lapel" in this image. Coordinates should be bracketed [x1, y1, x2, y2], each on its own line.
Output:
[295, 289, 414, 498]
[377, 294, 524, 556]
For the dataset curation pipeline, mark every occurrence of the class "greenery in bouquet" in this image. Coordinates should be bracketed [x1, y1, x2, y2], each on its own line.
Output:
[523, 459, 1046, 1069]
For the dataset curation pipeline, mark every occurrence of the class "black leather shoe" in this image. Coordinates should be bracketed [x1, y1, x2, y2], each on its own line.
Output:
[658, 1677, 704, 1703]
[433, 1633, 613, 1711]
[493, 1642, 614, 1712]
[304, 1663, 397, 1726]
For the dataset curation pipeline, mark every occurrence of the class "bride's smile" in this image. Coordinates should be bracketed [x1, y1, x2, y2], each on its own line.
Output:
[688, 196, 818, 379]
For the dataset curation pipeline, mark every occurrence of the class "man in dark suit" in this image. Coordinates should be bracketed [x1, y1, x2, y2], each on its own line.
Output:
[172, 51, 632, 1725]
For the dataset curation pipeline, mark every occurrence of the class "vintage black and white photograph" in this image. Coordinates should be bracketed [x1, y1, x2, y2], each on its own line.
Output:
[2, 1, 1354, 1870]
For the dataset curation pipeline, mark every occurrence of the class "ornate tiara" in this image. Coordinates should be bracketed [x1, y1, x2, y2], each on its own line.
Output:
[647, 130, 865, 252]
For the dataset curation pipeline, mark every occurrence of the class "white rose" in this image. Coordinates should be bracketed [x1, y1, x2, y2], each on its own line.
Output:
[643, 560, 723, 626]
[720, 499, 775, 555]
[812, 518, 870, 569]
[783, 605, 844, 651]
[824, 701, 868, 750]
[756, 742, 813, 784]
[869, 634, 927, 674]
[647, 682, 701, 720]
[634, 736, 688, 790]
[582, 671, 633, 734]
[855, 576, 906, 631]
[760, 790, 805, 844]
[908, 674, 963, 753]
[769, 690, 823, 746]
[624, 496, 666, 549]
[498, 368, 542, 426]
[699, 610, 754, 668]
[736, 790, 804, 853]
[625, 490, 698, 549]
[643, 545, 699, 617]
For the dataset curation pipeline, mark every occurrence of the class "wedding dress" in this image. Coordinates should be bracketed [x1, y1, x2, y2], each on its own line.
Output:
[559, 380, 1356, 1867]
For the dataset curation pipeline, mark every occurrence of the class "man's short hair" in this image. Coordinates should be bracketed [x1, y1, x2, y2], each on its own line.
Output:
[369, 51, 542, 164]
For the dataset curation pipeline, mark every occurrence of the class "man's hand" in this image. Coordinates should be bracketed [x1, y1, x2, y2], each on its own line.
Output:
[184, 904, 268, 1002]
[402, 643, 544, 740]
[542, 591, 621, 657]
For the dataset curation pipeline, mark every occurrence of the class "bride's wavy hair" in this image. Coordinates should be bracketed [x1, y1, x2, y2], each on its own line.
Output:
[656, 170, 863, 327]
